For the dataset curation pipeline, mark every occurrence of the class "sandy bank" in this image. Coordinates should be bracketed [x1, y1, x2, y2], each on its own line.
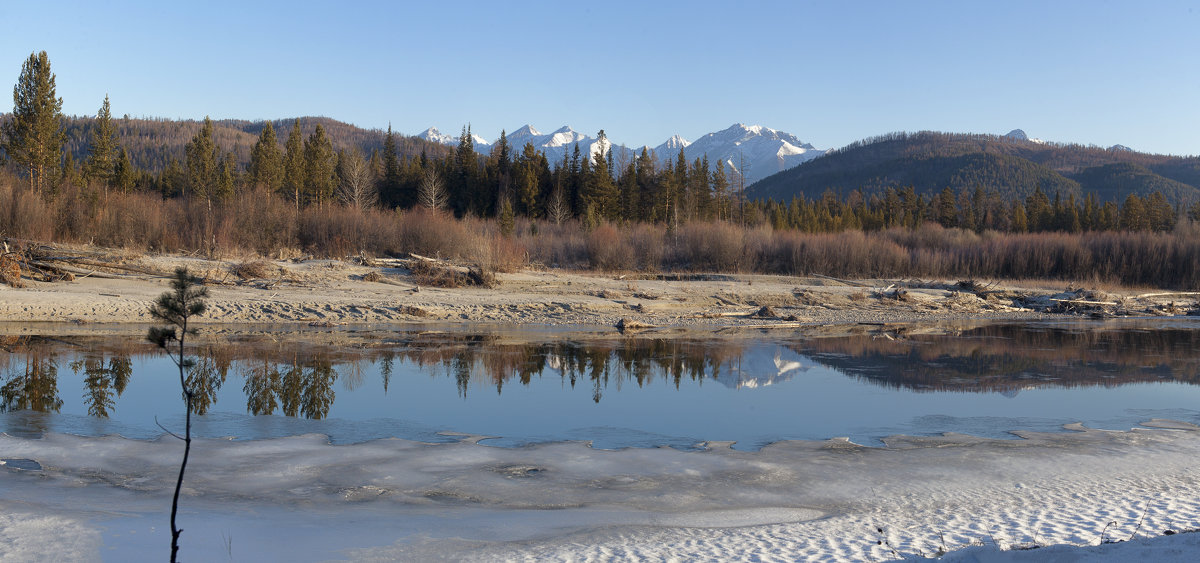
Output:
[3, 251, 1195, 329]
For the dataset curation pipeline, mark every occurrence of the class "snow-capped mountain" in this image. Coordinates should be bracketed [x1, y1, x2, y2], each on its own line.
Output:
[658, 124, 824, 185]
[1002, 129, 1046, 144]
[419, 123, 825, 185]
[504, 125, 611, 165]
[417, 127, 491, 150]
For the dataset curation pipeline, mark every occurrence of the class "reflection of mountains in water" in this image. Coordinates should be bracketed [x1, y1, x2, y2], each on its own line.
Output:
[712, 347, 815, 389]
[797, 324, 1200, 394]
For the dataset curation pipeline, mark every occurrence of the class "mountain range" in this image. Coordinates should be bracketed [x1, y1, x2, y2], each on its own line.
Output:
[747, 130, 1200, 206]
[418, 123, 826, 185]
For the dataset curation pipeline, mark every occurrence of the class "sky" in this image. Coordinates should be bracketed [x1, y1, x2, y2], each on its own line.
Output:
[2, 0, 1198, 155]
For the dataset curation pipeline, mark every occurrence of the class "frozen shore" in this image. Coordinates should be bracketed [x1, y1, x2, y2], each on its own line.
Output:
[3, 421, 1200, 561]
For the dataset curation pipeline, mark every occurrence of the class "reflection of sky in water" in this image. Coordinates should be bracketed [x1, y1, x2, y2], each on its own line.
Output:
[4, 324, 1200, 450]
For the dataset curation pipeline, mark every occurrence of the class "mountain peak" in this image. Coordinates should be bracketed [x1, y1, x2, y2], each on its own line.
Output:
[1003, 129, 1030, 141]
[659, 134, 691, 151]
[511, 124, 541, 137]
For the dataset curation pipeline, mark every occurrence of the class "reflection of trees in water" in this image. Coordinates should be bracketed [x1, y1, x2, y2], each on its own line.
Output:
[399, 337, 745, 402]
[240, 355, 337, 419]
[797, 324, 1200, 392]
[1, 350, 63, 413]
[11, 324, 1200, 419]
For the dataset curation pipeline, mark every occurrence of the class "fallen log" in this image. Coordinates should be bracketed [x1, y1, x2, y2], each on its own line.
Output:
[1049, 298, 1118, 306]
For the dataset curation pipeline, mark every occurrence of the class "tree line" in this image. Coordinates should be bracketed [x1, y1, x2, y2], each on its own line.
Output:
[2, 50, 1195, 240]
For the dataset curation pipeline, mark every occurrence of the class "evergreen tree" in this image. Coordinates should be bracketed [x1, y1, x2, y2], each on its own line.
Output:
[84, 94, 119, 191]
[451, 125, 477, 215]
[1024, 186, 1051, 232]
[303, 124, 336, 206]
[248, 121, 283, 192]
[216, 152, 236, 200]
[113, 147, 136, 194]
[582, 130, 617, 218]
[935, 187, 957, 228]
[184, 117, 219, 200]
[1119, 193, 1148, 231]
[379, 125, 406, 208]
[498, 196, 515, 237]
[282, 119, 305, 208]
[514, 142, 541, 216]
[711, 159, 729, 221]
[3, 51, 66, 193]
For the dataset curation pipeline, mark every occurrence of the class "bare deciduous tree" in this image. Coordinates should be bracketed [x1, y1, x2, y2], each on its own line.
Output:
[336, 149, 376, 209]
[418, 168, 447, 212]
[546, 186, 571, 226]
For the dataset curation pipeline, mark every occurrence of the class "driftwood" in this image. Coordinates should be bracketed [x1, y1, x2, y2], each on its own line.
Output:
[1049, 298, 1118, 306]
[1133, 291, 1200, 300]
[810, 274, 873, 288]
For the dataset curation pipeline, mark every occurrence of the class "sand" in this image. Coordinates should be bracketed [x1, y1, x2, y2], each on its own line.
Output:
[0, 252, 1136, 329]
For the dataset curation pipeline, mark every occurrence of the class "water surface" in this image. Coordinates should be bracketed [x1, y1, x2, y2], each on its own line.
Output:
[2, 320, 1198, 449]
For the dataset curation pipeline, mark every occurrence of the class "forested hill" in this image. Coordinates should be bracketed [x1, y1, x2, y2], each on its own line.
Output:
[44, 115, 450, 173]
[746, 131, 1200, 206]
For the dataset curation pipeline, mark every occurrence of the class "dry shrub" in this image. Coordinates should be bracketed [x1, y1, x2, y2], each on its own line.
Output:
[0, 181, 53, 241]
[521, 220, 588, 269]
[409, 260, 469, 288]
[229, 188, 298, 255]
[626, 223, 665, 271]
[481, 235, 527, 273]
[362, 271, 383, 282]
[0, 254, 24, 288]
[232, 260, 272, 280]
[586, 224, 635, 271]
[669, 222, 744, 272]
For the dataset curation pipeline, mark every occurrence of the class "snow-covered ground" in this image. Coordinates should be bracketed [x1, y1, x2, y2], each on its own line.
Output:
[3, 419, 1200, 561]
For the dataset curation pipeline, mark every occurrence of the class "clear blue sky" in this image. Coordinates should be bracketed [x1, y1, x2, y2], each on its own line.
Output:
[2, 0, 1197, 155]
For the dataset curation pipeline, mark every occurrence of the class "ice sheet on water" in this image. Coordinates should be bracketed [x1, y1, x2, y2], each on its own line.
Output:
[4, 424, 1200, 561]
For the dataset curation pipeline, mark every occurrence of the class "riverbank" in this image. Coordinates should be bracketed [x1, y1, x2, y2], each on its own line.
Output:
[5, 250, 1195, 329]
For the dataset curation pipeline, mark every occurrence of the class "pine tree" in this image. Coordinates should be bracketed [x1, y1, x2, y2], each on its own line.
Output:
[216, 152, 236, 200]
[935, 187, 957, 228]
[184, 117, 219, 200]
[247, 121, 283, 192]
[380, 125, 405, 208]
[3, 51, 66, 194]
[582, 130, 617, 218]
[113, 147, 136, 194]
[84, 95, 119, 192]
[498, 196, 515, 237]
[303, 124, 336, 206]
[282, 119, 305, 208]
[1119, 194, 1148, 231]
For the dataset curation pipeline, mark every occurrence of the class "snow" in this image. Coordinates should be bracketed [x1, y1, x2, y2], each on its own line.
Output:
[4, 420, 1200, 561]
[416, 127, 491, 150]
[1003, 128, 1046, 144]
[419, 122, 826, 181]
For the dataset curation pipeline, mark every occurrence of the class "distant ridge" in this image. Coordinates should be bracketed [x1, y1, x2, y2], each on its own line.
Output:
[747, 130, 1200, 206]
